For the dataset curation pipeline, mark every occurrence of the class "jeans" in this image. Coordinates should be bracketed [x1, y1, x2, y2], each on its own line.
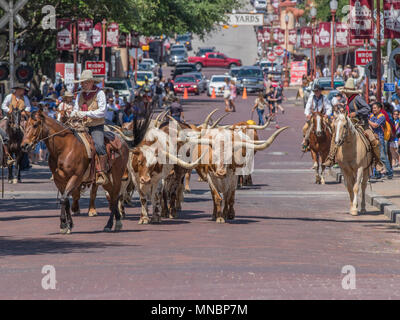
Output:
[257, 109, 265, 125]
[380, 138, 393, 176]
[89, 125, 106, 156]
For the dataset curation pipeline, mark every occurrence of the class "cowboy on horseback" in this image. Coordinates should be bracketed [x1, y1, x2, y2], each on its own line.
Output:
[302, 84, 332, 151]
[0, 83, 31, 167]
[70, 70, 109, 186]
[323, 78, 384, 172]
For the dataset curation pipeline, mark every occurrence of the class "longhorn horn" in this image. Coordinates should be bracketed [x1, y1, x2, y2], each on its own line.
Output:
[200, 108, 219, 129]
[246, 118, 272, 130]
[162, 150, 206, 170]
[154, 111, 167, 128]
[166, 115, 179, 125]
[210, 113, 231, 129]
[106, 125, 135, 142]
[233, 127, 289, 151]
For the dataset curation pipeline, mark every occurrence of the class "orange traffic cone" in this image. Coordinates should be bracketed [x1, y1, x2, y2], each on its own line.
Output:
[211, 88, 216, 99]
[242, 88, 248, 100]
[183, 88, 188, 99]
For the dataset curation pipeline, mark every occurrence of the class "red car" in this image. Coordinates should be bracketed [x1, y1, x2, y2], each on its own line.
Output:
[188, 52, 242, 71]
[173, 75, 200, 95]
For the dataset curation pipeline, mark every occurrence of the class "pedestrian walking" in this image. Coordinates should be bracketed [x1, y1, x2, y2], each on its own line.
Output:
[252, 92, 267, 125]
[223, 78, 231, 112]
[229, 80, 237, 112]
[391, 110, 400, 167]
[168, 97, 184, 122]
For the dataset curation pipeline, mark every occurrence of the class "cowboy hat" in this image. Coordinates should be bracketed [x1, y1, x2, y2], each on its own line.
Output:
[74, 70, 102, 84]
[337, 78, 362, 95]
[62, 91, 74, 99]
[12, 83, 29, 90]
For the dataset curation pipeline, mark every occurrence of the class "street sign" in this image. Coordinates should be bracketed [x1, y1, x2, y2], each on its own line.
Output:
[267, 52, 276, 62]
[384, 83, 395, 92]
[226, 13, 264, 26]
[355, 49, 374, 66]
[274, 46, 284, 56]
[85, 61, 106, 76]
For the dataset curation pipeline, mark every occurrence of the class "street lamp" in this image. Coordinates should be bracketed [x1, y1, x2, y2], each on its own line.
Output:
[310, 6, 317, 80]
[284, 13, 290, 87]
[330, 0, 338, 89]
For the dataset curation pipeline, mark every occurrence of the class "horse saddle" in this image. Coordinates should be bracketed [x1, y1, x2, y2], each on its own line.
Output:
[76, 131, 123, 161]
[353, 123, 371, 152]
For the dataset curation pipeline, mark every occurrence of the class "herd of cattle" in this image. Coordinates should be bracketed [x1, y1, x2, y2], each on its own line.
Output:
[110, 109, 289, 226]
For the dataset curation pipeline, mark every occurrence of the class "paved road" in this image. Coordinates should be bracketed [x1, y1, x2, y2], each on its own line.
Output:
[2, 26, 400, 300]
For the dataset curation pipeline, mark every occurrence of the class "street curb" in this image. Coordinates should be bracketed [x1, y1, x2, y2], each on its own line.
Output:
[328, 168, 400, 225]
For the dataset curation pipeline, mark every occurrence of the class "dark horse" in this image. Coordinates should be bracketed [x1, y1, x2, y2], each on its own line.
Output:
[5, 108, 24, 184]
[309, 112, 332, 184]
[21, 109, 150, 234]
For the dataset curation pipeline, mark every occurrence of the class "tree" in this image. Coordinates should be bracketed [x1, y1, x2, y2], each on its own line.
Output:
[0, 0, 241, 91]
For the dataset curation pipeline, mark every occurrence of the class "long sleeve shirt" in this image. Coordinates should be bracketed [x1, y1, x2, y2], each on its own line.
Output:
[74, 90, 106, 119]
[1, 94, 31, 113]
[105, 103, 119, 122]
[305, 93, 332, 117]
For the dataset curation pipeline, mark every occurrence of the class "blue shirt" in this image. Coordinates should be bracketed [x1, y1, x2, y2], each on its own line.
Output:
[370, 113, 386, 141]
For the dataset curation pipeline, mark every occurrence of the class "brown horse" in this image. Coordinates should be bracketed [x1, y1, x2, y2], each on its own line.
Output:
[4, 108, 25, 184]
[308, 112, 332, 184]
[21, 109, 143, 234]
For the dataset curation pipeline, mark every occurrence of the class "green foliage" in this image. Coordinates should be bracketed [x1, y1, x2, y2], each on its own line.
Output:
[0, 0, 240, 83]
[313, 0, 349, 22]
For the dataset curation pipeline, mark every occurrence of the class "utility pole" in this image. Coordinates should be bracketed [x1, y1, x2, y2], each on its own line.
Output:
[9, 0, 14, 88]
[376, 0, 382, 103]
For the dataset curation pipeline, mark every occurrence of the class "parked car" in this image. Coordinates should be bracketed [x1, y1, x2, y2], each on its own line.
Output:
[254, 0, 267, 11]
[138, 63, 153, 71]
[196, 47, 216, 57]
[167, 48, 188, 66]
[105, 78, 135, 102]
[172, 63, 198, 79]
[134, 71, 155, 87]
[235, 66, 264, 95]
[171, 44, 186, 51]
[188, 52, 242, 71]
[207, 75, 230, 97]
[173, 75, 200, 95]
[184, 72, 208, 93]
[175, 34, 192, 51]
[229, 67, 241, 82]
[142, 58, 156, 70]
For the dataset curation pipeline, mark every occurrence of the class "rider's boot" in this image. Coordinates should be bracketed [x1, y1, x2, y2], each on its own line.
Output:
[322, 136, 337, 167]
[96, 155, 110, 186]
[3, 143, 15, 167]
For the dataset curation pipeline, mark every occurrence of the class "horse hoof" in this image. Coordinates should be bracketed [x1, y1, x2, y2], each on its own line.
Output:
[151, 217, 161, 224]
[8, 180, 12, 184]
[184, 188, 191, 194]
[350, 210, 359, 216]
[88, 209, 97, 217]
[114, 221, 123, 232]
[103, 227, 113, 232]
[72, 210, 81, 216]
[360, 209, 367, 215]
[60, 228, 71, 235]
[12, 179, 18, 184]
[138, 218, 149, 225]
[216, 217, 225, 224]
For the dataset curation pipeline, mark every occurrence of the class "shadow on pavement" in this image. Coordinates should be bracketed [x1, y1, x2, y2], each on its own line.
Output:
[0, 236, 138, 257]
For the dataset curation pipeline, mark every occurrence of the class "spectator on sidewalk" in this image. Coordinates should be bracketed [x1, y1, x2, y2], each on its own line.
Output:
[369, 102, 393, 179]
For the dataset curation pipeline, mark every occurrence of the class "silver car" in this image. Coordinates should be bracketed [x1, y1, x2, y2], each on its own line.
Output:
[167, 48, 188, 66]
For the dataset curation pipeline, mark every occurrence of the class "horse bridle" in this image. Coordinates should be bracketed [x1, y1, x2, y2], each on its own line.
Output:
[335, 118, 349, 147]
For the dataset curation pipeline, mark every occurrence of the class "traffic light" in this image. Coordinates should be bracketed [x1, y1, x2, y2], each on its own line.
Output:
[15, 65, 33, 83]
[390, 48, 400, 79]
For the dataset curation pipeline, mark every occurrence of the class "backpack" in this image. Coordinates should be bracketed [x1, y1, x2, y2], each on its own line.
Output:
[373, 113, 392, 141]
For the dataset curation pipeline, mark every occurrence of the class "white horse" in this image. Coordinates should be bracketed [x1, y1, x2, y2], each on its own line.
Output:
[333, 114, 372, 215]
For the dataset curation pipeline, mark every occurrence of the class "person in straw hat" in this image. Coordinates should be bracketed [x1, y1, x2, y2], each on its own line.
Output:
[1, 83, 31, 115]
[323, 78, 384, 172]
[70, 70, 109, 185]
[56, 91, 75, 122]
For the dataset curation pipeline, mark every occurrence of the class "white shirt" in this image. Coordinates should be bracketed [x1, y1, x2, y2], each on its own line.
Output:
[74, 90, 106, 119]
[1, 94, 31, 113]
[105, 103, 119, 121]
[305, 93, 332, 117]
